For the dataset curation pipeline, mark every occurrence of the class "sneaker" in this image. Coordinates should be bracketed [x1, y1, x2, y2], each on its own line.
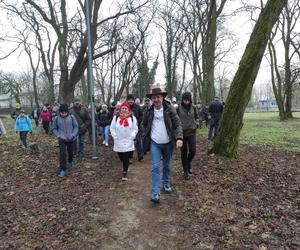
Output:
[122, 172, 128, 181]
[150, 193, 160, 203]
[105, 143, 109, 147]
[102, 141, 106, 145]
[67, 162, 75, 171]
[163, 184, 172, 193]
[58, 170, 65, 177]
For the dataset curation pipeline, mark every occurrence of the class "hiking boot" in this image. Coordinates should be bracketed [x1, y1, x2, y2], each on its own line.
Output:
[58, 170, 65, 177]
[122, 172, 128, 181]
[162, 184, 172, 193]
[150, 193, 160, 203]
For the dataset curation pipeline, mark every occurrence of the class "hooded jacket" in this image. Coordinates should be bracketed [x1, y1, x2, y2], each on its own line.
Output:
[53, 114, 78, 142]
[14, 115, 32, 132]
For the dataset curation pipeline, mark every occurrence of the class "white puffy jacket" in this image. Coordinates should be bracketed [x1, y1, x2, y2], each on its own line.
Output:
[110, 115, 138, 152]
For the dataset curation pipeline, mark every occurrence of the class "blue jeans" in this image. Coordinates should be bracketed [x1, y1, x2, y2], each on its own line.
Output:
[74, 134, 85, 155]
[100, 125, 110, 144]
[150, 140, 173, 195]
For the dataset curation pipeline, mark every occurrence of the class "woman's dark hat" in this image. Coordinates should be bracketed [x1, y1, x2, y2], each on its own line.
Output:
[59, 104, 69, 113]
[146, 88, 168, 98]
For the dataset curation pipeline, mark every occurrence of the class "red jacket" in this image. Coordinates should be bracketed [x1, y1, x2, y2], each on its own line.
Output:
[40, 111, 52, 122]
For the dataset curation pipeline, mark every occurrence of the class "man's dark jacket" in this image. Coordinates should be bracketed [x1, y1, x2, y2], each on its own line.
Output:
[69, 106, 91, 135]
[142, 100, 183, 152]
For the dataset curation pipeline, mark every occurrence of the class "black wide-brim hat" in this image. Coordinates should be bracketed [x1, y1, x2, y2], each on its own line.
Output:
[146, 88, 168, 99]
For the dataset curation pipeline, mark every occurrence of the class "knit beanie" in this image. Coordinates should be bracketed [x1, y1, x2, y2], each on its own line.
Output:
[59, 104, 69, 113]
[126, 94, 135, 101]
[181, 92, 192, 102]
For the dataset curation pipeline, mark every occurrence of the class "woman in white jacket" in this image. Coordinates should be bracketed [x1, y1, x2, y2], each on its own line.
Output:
[110, 102, 138, 181]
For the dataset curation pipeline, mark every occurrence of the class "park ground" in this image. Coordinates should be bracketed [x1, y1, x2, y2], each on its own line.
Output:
[1, 112, 300, 249]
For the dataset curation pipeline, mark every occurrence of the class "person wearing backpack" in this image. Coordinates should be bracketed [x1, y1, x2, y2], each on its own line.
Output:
[14, 109, 33, 149]
[52, 104, 78, 177]
[110, 102, 138, 181]
[177, 92, 199, 180]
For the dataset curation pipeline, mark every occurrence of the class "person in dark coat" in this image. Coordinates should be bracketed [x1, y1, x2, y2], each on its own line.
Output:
[208, 96, 223, 140]
[69, 98, 91, 157]
[31, 107, 40, 127]
[97, 104, 111, 146]
[53, 104, 78, 177]
[177, 92, 199, 180]
[127, 94, 144, 161]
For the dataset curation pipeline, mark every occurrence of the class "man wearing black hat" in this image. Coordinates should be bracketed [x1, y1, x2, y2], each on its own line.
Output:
[142, 88, 183, 203]
[127, 94, 144, 161]
[177, 92, 199, 180]
[53, 104, 78, 177]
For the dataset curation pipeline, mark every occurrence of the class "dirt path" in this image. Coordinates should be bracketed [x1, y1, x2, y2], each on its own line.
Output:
[2, 133, 300, 249]
[91, 155, 180, 249]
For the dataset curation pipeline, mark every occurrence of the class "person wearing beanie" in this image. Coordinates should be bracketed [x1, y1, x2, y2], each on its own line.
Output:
[97, 103, 111, 146]
[208, 96, 223, 140]
[110, 102, 138, 181]
[39, 106, 52, 134]
[53, 104, 78, 177]
[177, 92, 199, 180]
[126, 94, 144, 162]
[14, 109, 33, 149]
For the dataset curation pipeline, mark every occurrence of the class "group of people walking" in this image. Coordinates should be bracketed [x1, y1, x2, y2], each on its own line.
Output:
[2, 88, 224, 204]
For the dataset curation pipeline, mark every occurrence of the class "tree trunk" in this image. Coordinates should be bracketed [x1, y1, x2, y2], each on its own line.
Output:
[268, 40, 287, 120]
[211, 0, 287, 157]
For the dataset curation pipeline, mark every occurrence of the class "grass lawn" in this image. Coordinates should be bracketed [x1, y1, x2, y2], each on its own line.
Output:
[199, 112, 300, 152]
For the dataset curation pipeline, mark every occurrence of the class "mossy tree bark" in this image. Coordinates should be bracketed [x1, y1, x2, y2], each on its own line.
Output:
[211, 0, 287, 157]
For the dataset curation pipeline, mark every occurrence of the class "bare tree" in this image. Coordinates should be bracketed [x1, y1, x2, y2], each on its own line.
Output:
[23, 0, 152, 104]
[211, 0, 287, 157]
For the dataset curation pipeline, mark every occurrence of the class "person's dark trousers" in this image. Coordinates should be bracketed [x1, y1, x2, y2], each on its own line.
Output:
[42, 121, 50, 134]
[73, 134, 85, 155]
[135, 131, 144, 160]
[58, 139, 74, 171]
[19, 131, 28, 148]
[208, 117, 220, 140]
[181, 134, 196, 174]
[34, 119, 39, 127]
[117, 151, 132, 173]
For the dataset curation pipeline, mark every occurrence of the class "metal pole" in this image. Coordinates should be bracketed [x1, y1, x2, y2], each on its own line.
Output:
[85, 0, 98, 160]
